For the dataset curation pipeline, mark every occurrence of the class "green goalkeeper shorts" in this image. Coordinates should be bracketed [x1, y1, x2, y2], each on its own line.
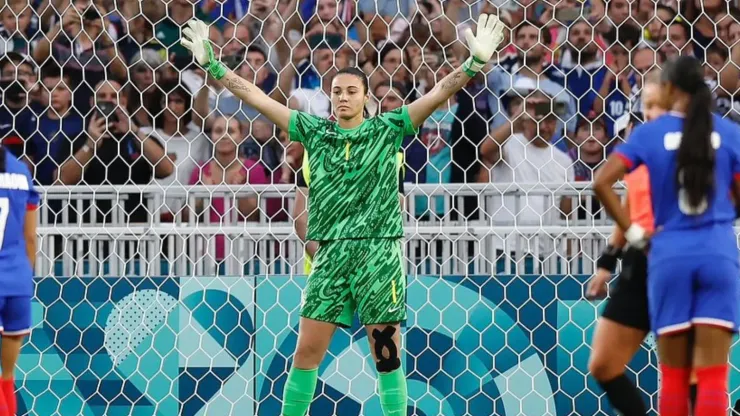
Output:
[300, 238, 406, 328]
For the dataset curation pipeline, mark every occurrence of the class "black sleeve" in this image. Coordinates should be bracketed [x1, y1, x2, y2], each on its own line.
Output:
[450, 87, 489, 220]
[128, 133, 157, 183]
[398, 169, 404, 194]
[295, 167, 308, 188]
[56, 129, 89, 165]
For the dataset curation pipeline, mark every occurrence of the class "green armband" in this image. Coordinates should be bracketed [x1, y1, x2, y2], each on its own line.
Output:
[462, 56, 486, 78]
[206, 60, 227, 80]
[202, 39, 227, 80]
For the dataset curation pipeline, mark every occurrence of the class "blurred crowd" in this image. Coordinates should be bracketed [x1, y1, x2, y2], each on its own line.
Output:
[0, 0, 739, 229]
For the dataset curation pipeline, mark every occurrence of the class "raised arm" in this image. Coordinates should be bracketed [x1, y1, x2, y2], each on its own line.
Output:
[181, 20, 292, 132]
[407, 14, 505, 128]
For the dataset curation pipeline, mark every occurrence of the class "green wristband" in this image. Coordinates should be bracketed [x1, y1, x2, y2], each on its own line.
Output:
[202, 39, 227, 80]
[462, 56, 486, 77]
[207, 60, 227, 80]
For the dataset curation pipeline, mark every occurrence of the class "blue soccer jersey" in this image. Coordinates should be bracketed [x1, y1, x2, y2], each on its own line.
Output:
[0, 152, 39, 297]
[614, 112, 740, 334]
[615, 113, 740, 233]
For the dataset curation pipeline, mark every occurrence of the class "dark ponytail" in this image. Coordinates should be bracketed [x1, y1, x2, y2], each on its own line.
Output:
[677, 84, 714, 209]
[664, 56, 715, 211]
[0, 146, 7, 173]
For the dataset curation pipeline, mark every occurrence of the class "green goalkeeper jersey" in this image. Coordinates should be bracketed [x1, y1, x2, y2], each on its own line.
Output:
[288, 106, 417, 242]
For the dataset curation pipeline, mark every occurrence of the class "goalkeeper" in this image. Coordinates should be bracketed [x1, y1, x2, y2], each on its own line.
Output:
[294, 150, 406, 276]
[182, 15, 505, 416]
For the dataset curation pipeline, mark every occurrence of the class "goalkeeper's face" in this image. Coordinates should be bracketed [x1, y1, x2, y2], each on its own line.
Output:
[331, 73, 368, 120]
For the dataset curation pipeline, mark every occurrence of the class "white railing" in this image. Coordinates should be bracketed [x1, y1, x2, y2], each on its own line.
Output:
[35, 182, 623, 277]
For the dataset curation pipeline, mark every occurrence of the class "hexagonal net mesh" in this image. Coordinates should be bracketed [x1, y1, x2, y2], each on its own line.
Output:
[1, 0, 739, 414]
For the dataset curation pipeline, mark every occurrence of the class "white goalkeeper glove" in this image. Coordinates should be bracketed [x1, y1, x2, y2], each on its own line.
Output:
[462, 14, 506, 77]
[181, 19, 227, 80]
[624, 224, 649, 250]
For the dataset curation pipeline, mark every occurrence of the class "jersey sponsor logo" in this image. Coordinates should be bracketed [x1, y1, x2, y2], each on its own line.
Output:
[0, 173, 29, 191]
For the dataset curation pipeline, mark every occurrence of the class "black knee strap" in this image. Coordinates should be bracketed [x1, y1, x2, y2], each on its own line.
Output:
[372, 326, 401, 373]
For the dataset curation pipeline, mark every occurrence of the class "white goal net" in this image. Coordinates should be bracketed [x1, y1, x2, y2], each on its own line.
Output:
[1, 0, 739, 414]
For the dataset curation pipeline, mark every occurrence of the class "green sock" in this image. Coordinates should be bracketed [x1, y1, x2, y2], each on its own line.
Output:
[281, 367, 318, 416]
[378, 368, 408, 416]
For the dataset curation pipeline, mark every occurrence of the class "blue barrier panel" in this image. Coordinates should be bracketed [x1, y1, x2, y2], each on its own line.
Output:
[20, 274, 736, 415]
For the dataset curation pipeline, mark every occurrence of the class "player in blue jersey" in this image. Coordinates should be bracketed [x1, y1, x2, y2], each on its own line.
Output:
[0, 146, 39, 416]
[587, 69, 669, 416]
[593, 55, 740, 416]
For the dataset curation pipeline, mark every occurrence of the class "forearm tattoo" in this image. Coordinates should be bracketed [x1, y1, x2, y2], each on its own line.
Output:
[224, 75, 253, 94]
[440, 68, 467, 92]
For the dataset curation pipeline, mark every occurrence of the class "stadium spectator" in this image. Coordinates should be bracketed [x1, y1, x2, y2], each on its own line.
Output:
[408, 0, 457, 51]
[358, 0, 412, 21]
[416, 49, 453, 98]
[126, 50, 165, 128]
[705, 37, 740, 122]
[372, 42, 414, 95]
[236, 45, 275, 96]
[56, 79, 173, 222]
[657, 18, 695, 60]
[448, 58, 491, 205]
[142, 80, 207, 221]
[603, 0, 636, 31]
[592, 24, 641, 137]
[30, 64, 84, 185]
[276, 127, 303, 186]
[687, 0, 730, 51]
[488, 19, 576, 149]
[243, 115, 293, 220]
[221, 22, 251, 57]
[644, 4, 675, 44]
[570, 116, 609, 219]
[189, 115, 266, 260]
[0, 52, 39, 163]
[479, 89, 574, 252]
[539, 0, 590, 56]
[289, 41, 346, 117]
[304, 0, 347, 37]
[730, 19, 740, 44]
[570, 116, 609, 181]
[239, 0, 299, 71]
[628, 45, 662, 114]
[292, 32, 342, 89]
[154, 0, 218, 62]
[199, 44, 300, 127]
[0, 0, 41, 58]
[374, 83, 405, 115]
[559, 18, 606, 116]
[243, 116, 281, 173]
[715, 7, 740, 42]
[117, 13, 164, 63]
[201, 0, 249, 24]
[32, 1, 127, 116]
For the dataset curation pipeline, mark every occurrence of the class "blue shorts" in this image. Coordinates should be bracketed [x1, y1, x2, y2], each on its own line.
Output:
[0, 297, 32, 335]
[648, 255, 740, 336]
